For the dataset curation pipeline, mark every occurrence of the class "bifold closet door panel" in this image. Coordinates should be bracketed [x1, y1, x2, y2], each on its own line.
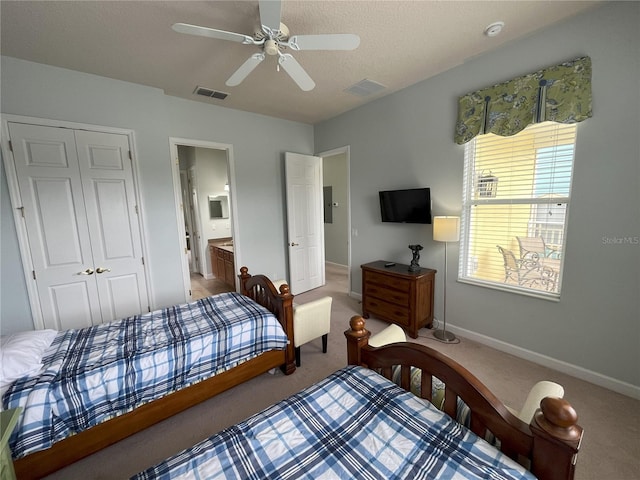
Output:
[74, 130, 149, 321]
[8, 122, 101, 329]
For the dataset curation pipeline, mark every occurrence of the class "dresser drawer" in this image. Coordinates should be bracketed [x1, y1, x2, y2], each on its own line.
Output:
[364, 270, 411, 291]
[363, 297, 410, 327]
[364, 284, 409, 306]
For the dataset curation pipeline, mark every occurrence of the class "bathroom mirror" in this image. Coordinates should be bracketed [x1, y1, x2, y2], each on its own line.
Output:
[208, 195, 229, 219]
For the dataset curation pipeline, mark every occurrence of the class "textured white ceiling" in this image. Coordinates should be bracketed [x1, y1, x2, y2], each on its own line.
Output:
[0, 1, 600, 124]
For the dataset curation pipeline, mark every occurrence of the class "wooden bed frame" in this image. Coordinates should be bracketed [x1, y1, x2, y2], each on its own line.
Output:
[345, 315, 583, 480]
[13, 267, 296, 480]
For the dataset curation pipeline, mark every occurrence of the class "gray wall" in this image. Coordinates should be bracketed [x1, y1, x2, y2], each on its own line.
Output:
[314, 2, 639, 388]
[164, 96, 313, 279]
[1, 56, 313, 334]
[0, 155, 31, 334]
[323, 152, 349, 266]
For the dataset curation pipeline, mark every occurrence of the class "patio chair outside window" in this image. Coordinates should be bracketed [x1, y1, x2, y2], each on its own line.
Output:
[496, 245, 556, 292]
[516, 235, 560, 265]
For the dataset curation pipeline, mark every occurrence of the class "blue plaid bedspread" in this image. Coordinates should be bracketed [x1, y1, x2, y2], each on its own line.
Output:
[133, 366, 535, 480]
[4, 292, 288, 459]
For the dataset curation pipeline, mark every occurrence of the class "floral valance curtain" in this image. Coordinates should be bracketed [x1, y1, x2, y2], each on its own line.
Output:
[454, 56, 592, 145]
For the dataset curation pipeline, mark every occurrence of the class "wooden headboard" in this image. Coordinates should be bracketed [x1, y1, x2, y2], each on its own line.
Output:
[344, 315, 582, 480]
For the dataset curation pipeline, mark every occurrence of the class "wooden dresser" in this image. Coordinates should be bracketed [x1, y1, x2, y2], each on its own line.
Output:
[361, 261, 436, 338]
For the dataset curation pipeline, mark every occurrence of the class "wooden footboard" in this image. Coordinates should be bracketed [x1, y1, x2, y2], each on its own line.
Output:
[13, 268, 296, 480]
[344, 315, 583, 480]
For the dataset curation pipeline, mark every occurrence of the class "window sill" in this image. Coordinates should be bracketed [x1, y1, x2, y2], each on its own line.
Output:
[458, 277, 561, 302]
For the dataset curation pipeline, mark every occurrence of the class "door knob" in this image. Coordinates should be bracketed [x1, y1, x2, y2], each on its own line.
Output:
[78, 268, 94, 275]
[290, 242, 299, 246]
[96, 267, 111, 274]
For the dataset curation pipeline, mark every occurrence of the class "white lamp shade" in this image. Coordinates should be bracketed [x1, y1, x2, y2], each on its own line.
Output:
[433, 216, 460, 242]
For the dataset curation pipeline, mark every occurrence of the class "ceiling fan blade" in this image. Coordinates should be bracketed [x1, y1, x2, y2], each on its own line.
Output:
[259, 0, 282, 33]
[226, 53, 266, 87]
[172, 23, 257, 45]
[278, 54, 315, 91]
[287, 34, 360, 51]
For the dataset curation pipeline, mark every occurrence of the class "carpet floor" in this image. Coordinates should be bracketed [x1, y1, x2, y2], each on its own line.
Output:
[45, 264, 639, 479]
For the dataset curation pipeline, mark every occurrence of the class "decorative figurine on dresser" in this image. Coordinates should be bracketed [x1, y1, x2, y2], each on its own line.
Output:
[408, 244, 423, 272]
[361, 260, 436, 338]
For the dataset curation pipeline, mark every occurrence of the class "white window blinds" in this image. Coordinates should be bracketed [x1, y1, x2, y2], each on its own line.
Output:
[459, 121, 577, 298]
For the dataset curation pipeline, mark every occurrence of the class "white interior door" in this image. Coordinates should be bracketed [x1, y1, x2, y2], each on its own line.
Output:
[75, 130, 148, 321]
[180, 170, 196, 273]
[285, 152, 324, 294]
[188, 166, 202, 274]
[7, 122, 148, 330]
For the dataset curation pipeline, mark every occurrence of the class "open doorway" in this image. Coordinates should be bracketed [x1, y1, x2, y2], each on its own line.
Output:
[318, 146, 351, 295]
[170, 138, 240, 301]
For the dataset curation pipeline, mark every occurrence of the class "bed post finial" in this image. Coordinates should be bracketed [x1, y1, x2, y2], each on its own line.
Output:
[239, 267, 251, 295]
[530, 397, 583, 480]
[344, 315, 371, 366]
[278, 283, 291, 296]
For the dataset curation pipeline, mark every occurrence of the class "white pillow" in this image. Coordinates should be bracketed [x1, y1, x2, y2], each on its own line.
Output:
[0, 329, 58, 389]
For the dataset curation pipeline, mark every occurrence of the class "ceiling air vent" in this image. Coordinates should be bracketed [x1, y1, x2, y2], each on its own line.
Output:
[344, 79, 386, 97]
[194, 86, 228, 100]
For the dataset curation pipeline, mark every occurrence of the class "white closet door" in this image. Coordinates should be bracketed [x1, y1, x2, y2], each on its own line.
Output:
[75, 130, 149, 321]
[8, 122, 101, 329]
[8, 122, 149, 330]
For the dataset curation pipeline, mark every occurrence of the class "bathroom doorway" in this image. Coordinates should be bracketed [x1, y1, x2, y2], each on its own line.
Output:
[170, 138, 239, 301]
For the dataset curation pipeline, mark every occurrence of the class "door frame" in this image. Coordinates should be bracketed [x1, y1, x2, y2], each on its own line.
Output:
[1, 114, 152, 330]
[169, 138, 239, 300]
[316, 145, 352, 293]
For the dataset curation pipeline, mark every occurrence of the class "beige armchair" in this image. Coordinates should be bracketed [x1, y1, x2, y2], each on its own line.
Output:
[369, 324, 565, 422]
[508, 380, 564, 423]
[369, 323, 406, 347]
[272, 280, 332, 367]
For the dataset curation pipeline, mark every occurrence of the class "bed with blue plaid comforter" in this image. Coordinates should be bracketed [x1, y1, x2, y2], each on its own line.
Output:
[133, 366, 535, 480]
[4, 292, 288, 459]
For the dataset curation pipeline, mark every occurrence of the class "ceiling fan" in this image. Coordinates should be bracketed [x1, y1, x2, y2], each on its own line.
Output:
[172, 0, 360, 91]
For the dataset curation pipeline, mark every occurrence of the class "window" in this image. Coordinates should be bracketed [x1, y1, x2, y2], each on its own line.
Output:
[459, 122, 577, 298]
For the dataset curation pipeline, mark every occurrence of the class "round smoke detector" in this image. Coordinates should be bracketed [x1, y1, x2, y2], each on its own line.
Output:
[484, 21, 505, 37]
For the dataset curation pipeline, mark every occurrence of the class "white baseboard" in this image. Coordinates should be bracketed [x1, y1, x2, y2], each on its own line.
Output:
[349, 289, 639, 399]
[448, 324, 639, 399]
[326, 261, 348, 269]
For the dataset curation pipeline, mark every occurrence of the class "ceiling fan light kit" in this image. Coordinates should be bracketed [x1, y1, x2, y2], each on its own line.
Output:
[172, 0, 359, 91]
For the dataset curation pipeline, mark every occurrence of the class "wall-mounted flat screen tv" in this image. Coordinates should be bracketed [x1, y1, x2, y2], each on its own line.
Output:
[379, 187, 432, 224]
